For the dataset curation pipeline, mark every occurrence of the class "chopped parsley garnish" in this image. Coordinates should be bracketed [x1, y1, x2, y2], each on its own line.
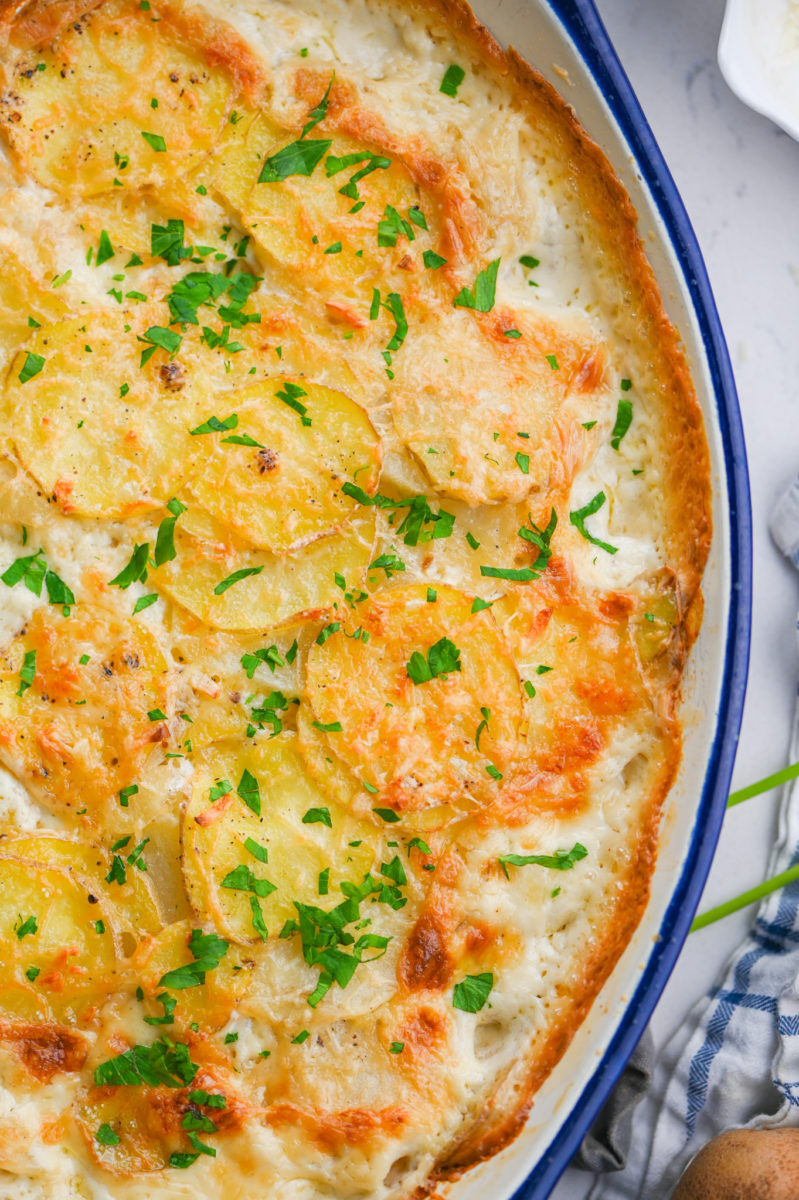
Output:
[324, 241, 342, 254]
[258, 138, 332, 183]
[485, 764, 503, 781]
[369, 552, 406, 578]
[453, 971, 493, 1012]
[153, 498, 186, 566]
[471, 597, 492, 613]
[440, 64, 466, 97]
[1, 549, 75, 608]
[498, 842, 588, 877]
[94, 1037, 199, 1088]
[25, 965, 40, 982]
[16, 649, 36, 697]
[15, 914, 37, 940]
[190, 413, 238, 435]
[301, 75, 334, 137]
[318, 868, 330, 896]
[96, 230, 115, 266]
[610, 398, 633, 450]
[341, 485, 455, 546]
[224, 1031, 238, 1044]
[213, 565, 263, 594]
[95, 1124, 120, 1146]
[275, 380, 311, 426]
[423, 250, 447, 270]
[373, 808, 400, 823]
[221, 863, 276, 899]
[302, 807, 332, 827]
[312, 720, 343, 733]
[475, 706, 491, 750]
[151, 219, 192, 266]
[237, 767, 261, 816]
[141, 130, 167, 152]
[569, 492, 617, 554]
[245, 837, 269, 863]
[108, 543, 150, 590]
[545, 353, 559, 370]
[148, 709, 166, 722]
[325, 150, 391, 201]
[158, 928, 229, 990]
[143, 992, 177, 1027]
[520, 254, 540, 270]
[378, 204, 416, 248]
[18, 351, 45, 383]
[515, 451, 530, 474]
[241, 645, 284, 677]
[292, 1029, 310, 1044]
[390, 1041, 404, 1054]
[406, 637, 461, 684]
[407, 836, 432, 856]
[133, 593, 158, 614]
[139, 325, 181, 367]
[453, 258, 500, 312]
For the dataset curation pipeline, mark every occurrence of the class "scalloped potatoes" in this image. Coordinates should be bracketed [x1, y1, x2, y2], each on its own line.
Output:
[0, 0, 709, 1197]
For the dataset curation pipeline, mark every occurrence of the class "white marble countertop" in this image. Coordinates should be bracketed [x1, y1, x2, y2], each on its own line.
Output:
[552, 0, 799, 1196]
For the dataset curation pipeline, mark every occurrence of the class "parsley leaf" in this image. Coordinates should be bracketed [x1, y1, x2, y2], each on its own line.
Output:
[158, 928, 229, 990]
[18, 351, 45, 383]
[406, 637, 461, 684]
[440, 64, 466, 97]
[237, 767, 261, 816]
[453, 258, 500, 312]
[258, 139, 332, 183]
[498, 842, 588, 877]
[94, 1038, 200, 1088]
[302, 807, 332, 827]
[301, 75, 334, 137]
[109, 543, 150, 589]
[17, 649, 36, 697]
[139, 326, 181, 367]
[452, 971, 493, 1012]
[569, 492, 617, 555]
[154, 498, 186, 566]
[610, 398, 633, 450]
[141, 130, 166, 152]
[213, 565, 263, 594]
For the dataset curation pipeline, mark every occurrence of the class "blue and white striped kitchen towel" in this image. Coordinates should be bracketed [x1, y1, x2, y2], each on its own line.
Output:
[589, 476, 799, 1199]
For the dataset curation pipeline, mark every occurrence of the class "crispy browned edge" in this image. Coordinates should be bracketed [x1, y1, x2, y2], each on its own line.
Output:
[394, 0, 712, 1189]
[0, 0, 711, 1194]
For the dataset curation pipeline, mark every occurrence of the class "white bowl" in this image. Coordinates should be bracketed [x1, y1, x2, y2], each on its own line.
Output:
[719, 0, 799, 142]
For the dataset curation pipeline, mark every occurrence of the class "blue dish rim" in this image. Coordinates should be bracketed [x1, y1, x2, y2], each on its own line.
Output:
[505, 0, 753, 1196]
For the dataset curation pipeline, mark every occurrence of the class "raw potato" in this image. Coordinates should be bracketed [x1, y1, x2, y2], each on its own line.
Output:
[0, 605, 170, 818]
[304, 583, 523, 812]
[671, 1128, 799, 1199]
[0, 0, 237, 197]
[153, 507, 377, 631]
[3, 311, 211, 518]
[0, 855, 118, 1023]
[391, 304, 611, 505]
[182, 732, 378, 942]
[186, 378, 381, 553]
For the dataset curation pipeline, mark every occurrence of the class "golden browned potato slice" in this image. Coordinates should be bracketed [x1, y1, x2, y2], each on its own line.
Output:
[304, 583, 523, 813]
[0, 832, 162, 939]
[132, 919, 251, 1031]
[185, 378, 381, 553]
[76, 178, 229, 263]
[0, 605, 170, 818]
[76, 1072, 246, 1174]
[0, 248, 68, 377]
[0, 0, 239, 197]
[182, 733, 377, 943]
[243, 132, 439, 298]
[0, 856, 118, 1024]
[391, 305, 612, 505]
[153, 508, 377, 632]
[202, 108, 285, 212]
[3, 311, 212, 518]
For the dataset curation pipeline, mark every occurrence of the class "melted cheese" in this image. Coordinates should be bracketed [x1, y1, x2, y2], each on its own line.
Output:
[0, 0, 709, 1197]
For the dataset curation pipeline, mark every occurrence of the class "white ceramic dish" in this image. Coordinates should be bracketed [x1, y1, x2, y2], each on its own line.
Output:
[433, 2, 751, 1196]
[719, 0, 799, 143]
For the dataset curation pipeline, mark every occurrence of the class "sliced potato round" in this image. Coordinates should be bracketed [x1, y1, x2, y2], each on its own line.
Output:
[182, 733, 378, 943]
[0, 0, 237, 197]
[132, 919, 251, 1031]
[0, 856, 118, 1024]
[0, 248, 68, 378]
[202, 108, 286, 212]
[304, 584, 523, 813]
[185, 378, 381, 553]
[153, 508, 376, 631]
[0, 833, 162, 939]
[3, 311, 212, 518]
[0, 605, 170, 818]
[391, 305, 611, 505]
[243, 133, 436, 297]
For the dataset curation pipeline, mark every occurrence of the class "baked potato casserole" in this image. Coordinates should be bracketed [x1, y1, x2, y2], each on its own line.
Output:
[0, 0, 711, 1196]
